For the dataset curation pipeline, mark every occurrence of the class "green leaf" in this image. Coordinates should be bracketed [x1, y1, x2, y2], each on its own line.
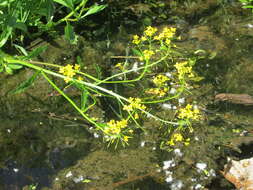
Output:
[72, 81, 90, 111]
[82, 4, 107, 18]
[243, 5, 253, 8]
[27, 45, 48, 59]
[8, 64, 23, 70]
[8, 71, 40, 94]
[94, 64, 102, 79]
[5, 66, 13, 75]
[64, 22, 77, 44]
[160, 45, 167, 51]
[0, 27, 12, 48]
[132, 48, 142, 56]
[76, 56, 83, 68]
[37, 0, 55, 22]
[45, 0, 55, 22]
[0, 65, 4, 73]
[190, 76, 204, 82]
[53, 0, 74, 9]
[6, 16, 16, 27]
[14, 44, 28, 56]
[73, 0, 83, 4]
[81, 88, 89, 111]
[0, 1, 10, 6]
[14, 22, 27, 32]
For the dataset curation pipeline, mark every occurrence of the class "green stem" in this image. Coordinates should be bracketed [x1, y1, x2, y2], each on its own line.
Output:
[96, 54, 169, 85]
[6, 58, 128, 102]
[41, 71, 101, 129]
[55, 0, 89, 26]
[6, 58, 178, 125]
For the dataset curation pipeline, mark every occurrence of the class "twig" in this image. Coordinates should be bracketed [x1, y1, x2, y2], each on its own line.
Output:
[110, 55, 139, 59]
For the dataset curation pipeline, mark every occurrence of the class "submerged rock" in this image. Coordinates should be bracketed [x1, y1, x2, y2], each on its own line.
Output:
[222, 157, 253, 190]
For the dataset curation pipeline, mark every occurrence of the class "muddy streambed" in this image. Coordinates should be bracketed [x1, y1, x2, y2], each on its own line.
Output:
[1, 1, 253, 190]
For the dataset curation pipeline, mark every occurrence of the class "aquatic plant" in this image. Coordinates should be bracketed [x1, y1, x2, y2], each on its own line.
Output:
[0, 25, 202, 149]
[0, 0, 107, 47]
[239, 0, 253, 12]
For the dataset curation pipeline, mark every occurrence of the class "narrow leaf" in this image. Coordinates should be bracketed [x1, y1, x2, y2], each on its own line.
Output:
[8, 71, 40, 94]
[46, 0, 55, 22]
[27, 45, 48, 59]
[132, 48, 142, 56]
[64, 22, 77, 44]
[82, 4, 107, 18]
[53, 0, 74, 9]
[243, 5, 253, 8]
[0, 27, 12, 48]
[5, 66, 13, 74]
[14, 22, 27, 32]
[8, 64, 23, 70]
[14, 44, 28, 56]
[81, 88, 89, 111]
[0, 65, 4, 72]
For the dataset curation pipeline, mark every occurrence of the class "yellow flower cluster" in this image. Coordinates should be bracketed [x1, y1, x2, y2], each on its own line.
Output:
[123, 97, 146, 111]
[105, 119, 128, 135]
[167, 133, 190, 146]
[174, 61, 194, 80]
[145, 87, 168, 97]
[154, 27, 176, 41]
[177, 104, 200, 120]
[132, 35, 141, 45]
[132, 26, 176, 44]
[59, 64, 80, 83]
[144, 26, 157, 37]
[153, 74, 169, 86]
[140, 50, 155, 61]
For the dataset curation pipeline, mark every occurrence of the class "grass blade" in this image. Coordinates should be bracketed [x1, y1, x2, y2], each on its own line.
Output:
[8, 70, 40, 94]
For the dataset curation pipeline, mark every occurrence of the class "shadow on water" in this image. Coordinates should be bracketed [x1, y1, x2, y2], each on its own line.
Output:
[0, 112, 92, 190]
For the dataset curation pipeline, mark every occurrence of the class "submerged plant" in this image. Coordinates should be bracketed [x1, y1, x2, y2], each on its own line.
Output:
[1, 25, 202, 149]
[239, 0, 253, 12]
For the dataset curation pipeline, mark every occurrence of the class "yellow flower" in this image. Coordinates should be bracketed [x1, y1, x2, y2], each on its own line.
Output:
[144, 26, 157, 37]
[166, 133, 188, 146]
[167, 139, 175, 146]
[165, 39, 171, 45]
[167, 133, 191, 146]
[162, 27, 176, 38]
[141, 36, 147, 41]
[78, 76, 83, 81]
[123, 97, 146, 112]
[64, 77, 71, 83]
[115, 63, 124, 70]
[132, 35, 141, 45]
[154, 33, 164, 40]
[178, 104, 201, 120]
[59, 64, 76, 83]
[123, 135, 130, 142]
[104, 119, 128, 135]
[153, 74, 169, 86]
[154, 27, 176, 41]
[140, 50, 155, 61]
[145, 87, 168, 97]
[184, 138, 190, 146]
[173, 133, 183, 142]
[174, 61, 194, 80]
[74, 64, 80, 71]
